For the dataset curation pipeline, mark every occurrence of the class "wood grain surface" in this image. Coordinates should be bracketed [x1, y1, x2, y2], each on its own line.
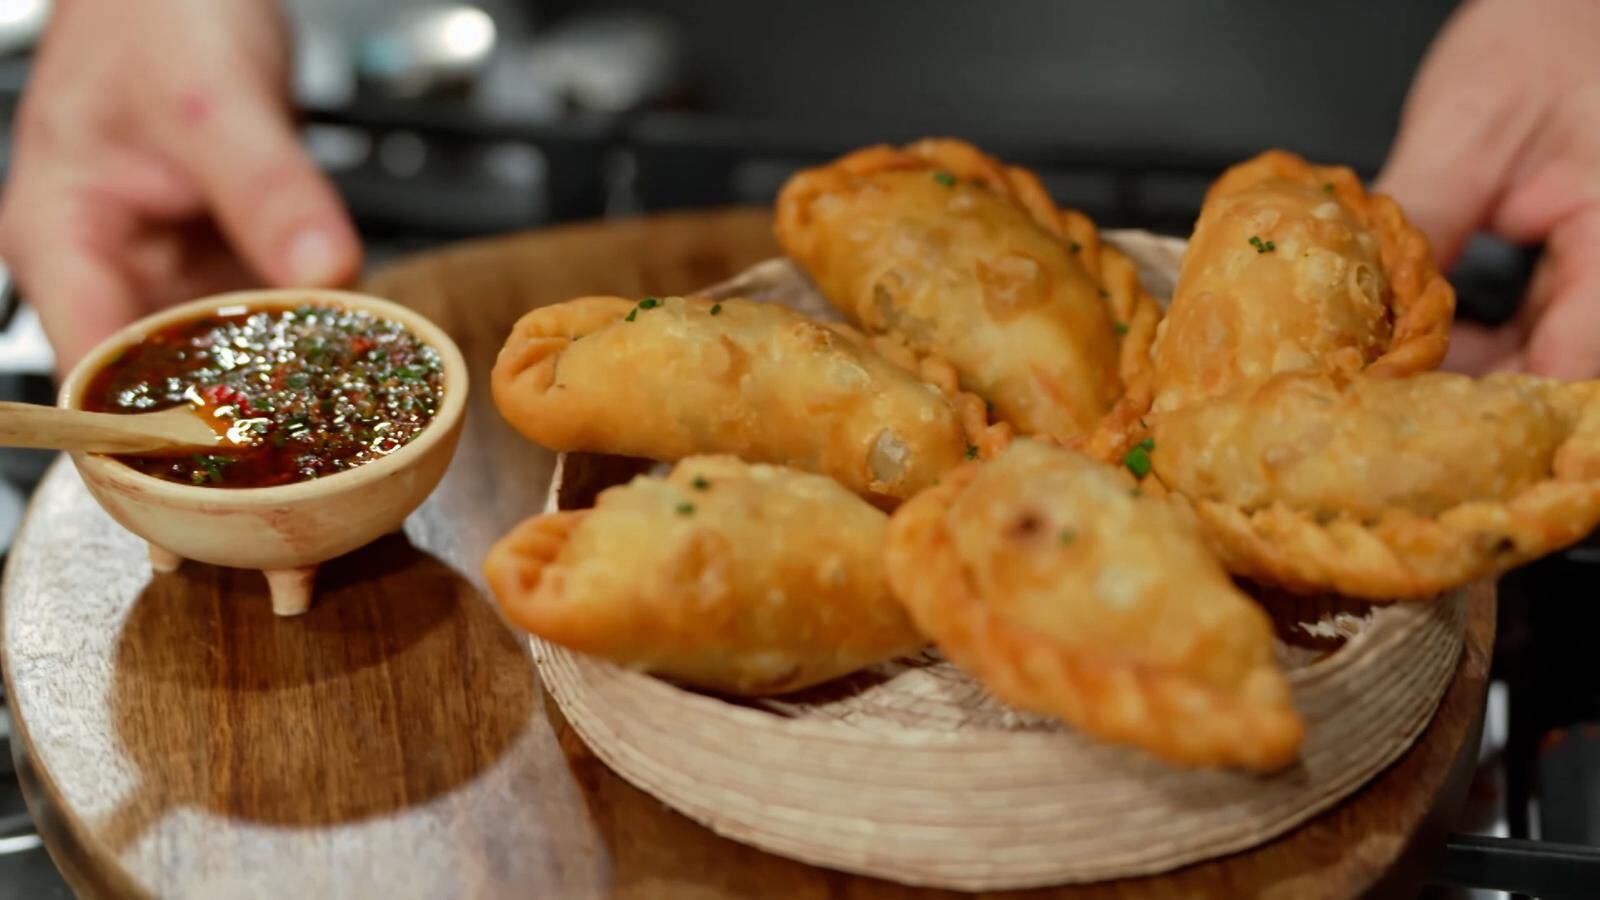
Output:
[1, 208, 1495, 899]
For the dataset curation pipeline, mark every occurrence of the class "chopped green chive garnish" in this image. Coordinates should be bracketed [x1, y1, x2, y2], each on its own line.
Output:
[190, 454, 234, 485]
[1058, 527, 1077, 545]
[1248, 235, 1277, 254]
[1138, 437, 1154, 452]
[932, 171, 957, 187]
[1123, 444, 1152, 478]
[691, 476, 711, 491]
[965, 445, 979, 460]
[639, 297, 659, 309]
[625, 308, 638, 322]
[1322, 182, 1335, 194]
[709, 303, 722, 316]
[675, 501, 695, 516]
[1114, 321, 1129, 336]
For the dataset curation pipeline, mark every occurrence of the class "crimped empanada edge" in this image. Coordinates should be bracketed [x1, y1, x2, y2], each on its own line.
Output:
[483, 510, 591, 639]
[884, 463, 1304, 772]
[1213, 150, 1455, 380]
[1168, 382, 1600, 599]
[1086, 149, 1458, 460]
[489, 295, 637, 448]
[776, 138, 1163, 442]
[1184, 480, 1600, 600]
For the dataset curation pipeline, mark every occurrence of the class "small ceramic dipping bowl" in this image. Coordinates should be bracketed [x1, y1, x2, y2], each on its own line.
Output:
[57, 288, 469, 616]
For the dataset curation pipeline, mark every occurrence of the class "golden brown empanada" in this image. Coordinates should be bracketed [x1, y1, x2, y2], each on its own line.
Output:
[1147, 150, 1454, 415]
[884, 438, 1303, 771]
[1152, 371, 1600, 598]
[492, 295, 1000, 504]
[484, 455, 923, 695]
[776, 139, 1161, 442]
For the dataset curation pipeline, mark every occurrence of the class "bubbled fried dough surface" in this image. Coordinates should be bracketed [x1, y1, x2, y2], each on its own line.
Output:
[777, 144, 1126, 441]
[1149, 150, 1452, 414]
[1152, 372, 1576, 521]
[491, 295, 977, 503]
[884, 439, 1302, 771]
[1151, 372, 1600, 598]
[485, 456, 923, 696]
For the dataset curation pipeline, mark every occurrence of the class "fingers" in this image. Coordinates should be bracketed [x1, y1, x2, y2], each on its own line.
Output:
[1405, 196, 1600, 380]
[11, 218, 144, 375]
[1522, 273, 1600, 380]
[120, 219, 259, 310]
[1443, 321, 1525, 375]
[31, 256, 142, 375]
[156, 79, 360, 290]
[1373, 2, 1547, 268]
[1376, 99, 1541, 270]
[1376, 0, 1600, 378]
[0, 151, 140, 371]
[1511, 209, 1600, 379]
[1489, 353, 1527, 374]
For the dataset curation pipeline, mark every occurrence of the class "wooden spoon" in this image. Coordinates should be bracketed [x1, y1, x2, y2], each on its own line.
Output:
[0, 401, 226, 455]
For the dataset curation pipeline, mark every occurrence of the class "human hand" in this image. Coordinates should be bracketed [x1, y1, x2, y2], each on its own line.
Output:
[1377, 0, 1600, 379]
[0, 0, 361, 373]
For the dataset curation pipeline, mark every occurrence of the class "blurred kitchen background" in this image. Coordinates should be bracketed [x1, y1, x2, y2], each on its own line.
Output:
[0, 1, 1592, 897]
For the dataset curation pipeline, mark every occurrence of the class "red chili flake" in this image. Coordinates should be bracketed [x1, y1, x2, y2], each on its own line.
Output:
[197, 383, 258, 417]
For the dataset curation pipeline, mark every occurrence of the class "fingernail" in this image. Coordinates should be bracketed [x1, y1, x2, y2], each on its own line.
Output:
[286, 228, 339, 285]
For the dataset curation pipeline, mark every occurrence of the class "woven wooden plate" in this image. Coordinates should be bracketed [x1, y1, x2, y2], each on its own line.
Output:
[530, 231, 1469, 891]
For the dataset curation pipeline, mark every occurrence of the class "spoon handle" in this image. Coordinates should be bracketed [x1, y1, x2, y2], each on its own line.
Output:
[0, 402, 210, 454]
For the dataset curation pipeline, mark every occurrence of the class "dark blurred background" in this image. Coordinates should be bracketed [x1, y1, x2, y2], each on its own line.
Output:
[0, 2, 1591, 898]
[286, 0, 1461, 244]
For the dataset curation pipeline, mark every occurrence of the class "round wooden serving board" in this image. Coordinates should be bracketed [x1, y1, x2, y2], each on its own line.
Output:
[3, 208, 1494, 899]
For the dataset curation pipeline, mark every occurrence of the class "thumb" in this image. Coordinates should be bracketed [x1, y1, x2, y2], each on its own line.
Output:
[1518, 209, 1600, 379]
[158, 80, 360, 289]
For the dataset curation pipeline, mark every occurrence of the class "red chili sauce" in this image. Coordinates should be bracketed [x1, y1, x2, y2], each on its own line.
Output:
[83, 305, 445, 488]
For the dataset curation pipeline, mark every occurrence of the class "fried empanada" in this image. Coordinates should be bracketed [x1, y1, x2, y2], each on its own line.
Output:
[884, 438, 1303, 771]
[776, 139, 1161, 442]
[1147, 150, 1453, 415]
[484, 455, 923, 695]
[1152, 371, 1600, 598]
[492, 295, 999, 504]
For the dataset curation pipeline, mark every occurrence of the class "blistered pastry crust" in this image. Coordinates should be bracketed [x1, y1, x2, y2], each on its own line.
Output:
[884, 441, 1302, 771]
[777, 138, 1161, 442]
